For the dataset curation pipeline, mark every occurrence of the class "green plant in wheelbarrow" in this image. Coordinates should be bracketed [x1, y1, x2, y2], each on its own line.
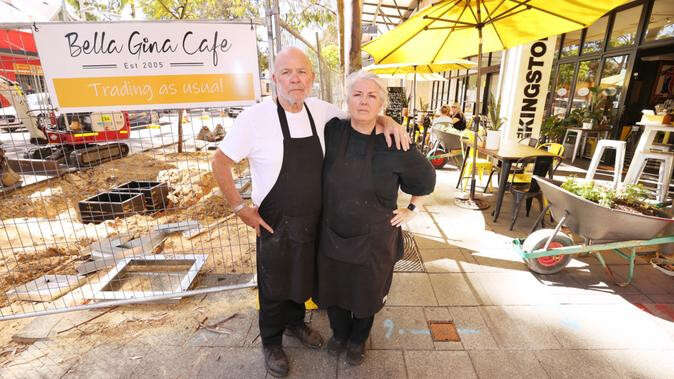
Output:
[560, 177, 664, 217]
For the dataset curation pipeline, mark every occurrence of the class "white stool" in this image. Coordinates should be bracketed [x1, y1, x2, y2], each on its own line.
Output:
[562, 129, 583, 163]
[585, 140, 626, 189]
[623, 151, 674, 203]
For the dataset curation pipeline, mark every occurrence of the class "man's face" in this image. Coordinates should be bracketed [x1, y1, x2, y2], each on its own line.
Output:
[272, 51, 315, 106]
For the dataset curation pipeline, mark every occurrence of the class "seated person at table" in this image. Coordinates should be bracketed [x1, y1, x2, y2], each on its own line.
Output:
[449, 102, 467, 131]
[433, 105, 454, 125]
[316, 70, 436, 366]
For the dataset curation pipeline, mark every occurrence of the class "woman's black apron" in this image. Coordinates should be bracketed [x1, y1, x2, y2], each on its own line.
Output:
[256, 101, 323, 304]
[316, 125, 402, 318]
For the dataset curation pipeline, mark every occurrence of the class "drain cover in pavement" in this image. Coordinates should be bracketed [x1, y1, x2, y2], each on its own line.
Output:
[394, 231, 425, 273]
[428, 321, 460, 342]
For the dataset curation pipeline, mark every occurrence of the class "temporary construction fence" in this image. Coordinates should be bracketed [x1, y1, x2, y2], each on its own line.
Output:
[0, 24, 259, 321]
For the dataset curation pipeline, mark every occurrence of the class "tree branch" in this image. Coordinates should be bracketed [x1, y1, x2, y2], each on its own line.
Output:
[155, 0, 180, 19]
[278, 19, 340, 74]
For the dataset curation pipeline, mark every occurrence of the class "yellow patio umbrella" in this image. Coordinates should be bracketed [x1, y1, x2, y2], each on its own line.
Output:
[364, 60, 476, 138]
[363, 0, 630, 209]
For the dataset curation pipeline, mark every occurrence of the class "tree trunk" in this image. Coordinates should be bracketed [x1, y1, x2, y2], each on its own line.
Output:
[337, 0, 345, 70]
[348, 0, 362, 73]
[130, 0, 136, 19]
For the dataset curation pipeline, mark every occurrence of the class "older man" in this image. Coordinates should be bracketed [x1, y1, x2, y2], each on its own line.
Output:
[211, 47, 407, 377]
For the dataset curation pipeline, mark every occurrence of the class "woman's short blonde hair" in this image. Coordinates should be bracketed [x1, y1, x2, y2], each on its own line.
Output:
[345, 70, 388, 111]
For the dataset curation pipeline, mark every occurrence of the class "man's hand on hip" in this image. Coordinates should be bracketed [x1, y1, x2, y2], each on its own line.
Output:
[237, 206, 274, 236]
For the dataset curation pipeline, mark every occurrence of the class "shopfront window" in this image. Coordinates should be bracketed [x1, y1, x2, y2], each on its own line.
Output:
[609, 5, 643, 48]
[561, 29, 582, 58]
[644, 0, 674, 43]
[447, 72, 457, 103]
[465, 74, 477, 115]
[583, 16, 608, 54]
[572, 59, 600, 112]
[599, 54, 630, 126]
[552, 63, 575, 115]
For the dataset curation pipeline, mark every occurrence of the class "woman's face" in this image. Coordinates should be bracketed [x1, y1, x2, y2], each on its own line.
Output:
[347, 79, 384, 125]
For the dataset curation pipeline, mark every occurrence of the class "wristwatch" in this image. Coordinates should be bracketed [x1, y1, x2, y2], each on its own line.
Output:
[407, 203, 419, 213]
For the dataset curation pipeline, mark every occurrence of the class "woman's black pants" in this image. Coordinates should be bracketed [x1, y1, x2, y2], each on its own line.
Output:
[327, 306, 374, 344]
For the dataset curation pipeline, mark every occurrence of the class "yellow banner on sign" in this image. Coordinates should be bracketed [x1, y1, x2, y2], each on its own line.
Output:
[53, 73, 255, 107]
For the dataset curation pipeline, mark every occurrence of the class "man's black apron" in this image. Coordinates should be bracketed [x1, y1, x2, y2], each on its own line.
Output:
[256, 101, 323, 304]
[316, 126, 402, 318]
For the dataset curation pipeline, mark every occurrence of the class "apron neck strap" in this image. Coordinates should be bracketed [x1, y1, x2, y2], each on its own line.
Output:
[339, 122, 377, 160]
[276, 99, 317, 140]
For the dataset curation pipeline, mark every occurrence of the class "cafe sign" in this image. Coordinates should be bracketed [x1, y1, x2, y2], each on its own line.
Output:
[33, 21, 261, 112]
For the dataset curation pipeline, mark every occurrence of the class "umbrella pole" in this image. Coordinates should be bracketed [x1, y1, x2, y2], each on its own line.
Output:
[456, 7, 489, 210]
[412, 68, 417, 139]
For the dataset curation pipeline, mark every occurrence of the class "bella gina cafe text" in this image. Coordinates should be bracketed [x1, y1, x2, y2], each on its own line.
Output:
[65, 30, 232, 66]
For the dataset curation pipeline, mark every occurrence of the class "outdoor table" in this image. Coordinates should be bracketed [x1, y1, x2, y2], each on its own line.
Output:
[457, 143, 557, 222]
[623, 122, 674, 186]
[563, 127, 611, 164]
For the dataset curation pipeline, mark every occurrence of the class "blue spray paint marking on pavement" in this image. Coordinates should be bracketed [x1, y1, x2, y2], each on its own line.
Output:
[457, 328, 480, 334]
[561, 318, 581, 331]
[383, 319, 394, 339]
[409, 329, 431, 335]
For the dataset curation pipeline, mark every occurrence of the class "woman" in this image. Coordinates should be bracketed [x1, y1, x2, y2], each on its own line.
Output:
[434, 105, 453, 125]
[448, 102, 467, 131]
[316, 71, 436, 366]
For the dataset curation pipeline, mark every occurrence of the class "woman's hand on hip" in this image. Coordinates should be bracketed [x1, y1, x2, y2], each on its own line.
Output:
[237, 206, 274, 236]
[391, 208, 416, 227]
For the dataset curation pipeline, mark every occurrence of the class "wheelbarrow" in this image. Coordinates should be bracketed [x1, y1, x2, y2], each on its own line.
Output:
[513, 175, 674, 285]
[425, 124, 464, 169]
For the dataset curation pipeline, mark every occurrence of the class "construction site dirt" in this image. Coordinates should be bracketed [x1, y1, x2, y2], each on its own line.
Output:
[0, 147, 254, 314]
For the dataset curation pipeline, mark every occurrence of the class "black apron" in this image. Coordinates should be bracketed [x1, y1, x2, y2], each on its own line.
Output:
[256, 101, 323, 304]
[316, 125, 402, 318]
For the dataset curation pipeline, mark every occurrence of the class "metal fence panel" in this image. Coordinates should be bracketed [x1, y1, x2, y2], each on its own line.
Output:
[0, 26, 257, 321]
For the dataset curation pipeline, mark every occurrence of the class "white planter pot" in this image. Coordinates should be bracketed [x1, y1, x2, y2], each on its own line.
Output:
[581, 121, 593, 130]
[485, 130, 501, 150]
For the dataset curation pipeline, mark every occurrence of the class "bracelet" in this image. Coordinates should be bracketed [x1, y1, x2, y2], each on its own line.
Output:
[232, 202, 247, 214]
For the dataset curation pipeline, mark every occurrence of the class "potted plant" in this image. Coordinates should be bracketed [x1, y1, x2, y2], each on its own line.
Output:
[580, 87, 605, 129]
[485, 94, 506, 150]
[540, 115, 566, 144]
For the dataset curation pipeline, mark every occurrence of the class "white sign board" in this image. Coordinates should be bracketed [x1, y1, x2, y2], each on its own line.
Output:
[33, 21, 260, 112]
[498, 36, 557, 144]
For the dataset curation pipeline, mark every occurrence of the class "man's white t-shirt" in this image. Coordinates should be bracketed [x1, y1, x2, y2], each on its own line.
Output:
[218, 97, 344, 206]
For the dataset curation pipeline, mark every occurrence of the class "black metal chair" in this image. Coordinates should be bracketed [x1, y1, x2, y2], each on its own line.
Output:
[518, 137, 539, 147]
[508, 155, 555, 231]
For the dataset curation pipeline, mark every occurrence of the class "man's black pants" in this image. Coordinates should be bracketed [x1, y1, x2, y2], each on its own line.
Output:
[327, 306, 374, 344]
[258, 284, 305, 346]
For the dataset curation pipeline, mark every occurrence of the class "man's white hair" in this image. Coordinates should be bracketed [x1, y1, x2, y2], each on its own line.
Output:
[345, 70, 388, 110]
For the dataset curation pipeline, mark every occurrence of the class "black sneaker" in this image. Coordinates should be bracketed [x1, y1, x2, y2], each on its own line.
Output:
[263, 345, 289, 378]
[286, 323, 324, 349]
[326, 336, 347, 356]
[345, 342, 366, 366]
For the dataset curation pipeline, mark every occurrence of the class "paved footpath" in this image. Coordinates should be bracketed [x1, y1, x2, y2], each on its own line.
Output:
[2, 168, 673, 378]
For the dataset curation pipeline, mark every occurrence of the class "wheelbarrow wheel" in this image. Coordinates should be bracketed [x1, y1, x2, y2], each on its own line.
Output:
[428, 147, 448, 169]
[522, 228, 573, 275]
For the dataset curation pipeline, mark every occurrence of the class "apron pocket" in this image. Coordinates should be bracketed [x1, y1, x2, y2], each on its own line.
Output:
[323, 225, 370, 265]
[284, 215, 319, 243]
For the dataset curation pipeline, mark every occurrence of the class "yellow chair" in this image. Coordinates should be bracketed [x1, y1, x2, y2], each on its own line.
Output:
[459, 130, 494, 191]
[536, 143, 565, 179]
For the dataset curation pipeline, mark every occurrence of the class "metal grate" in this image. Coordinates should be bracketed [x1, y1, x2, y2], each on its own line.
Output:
[394, 230, 425, 272]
